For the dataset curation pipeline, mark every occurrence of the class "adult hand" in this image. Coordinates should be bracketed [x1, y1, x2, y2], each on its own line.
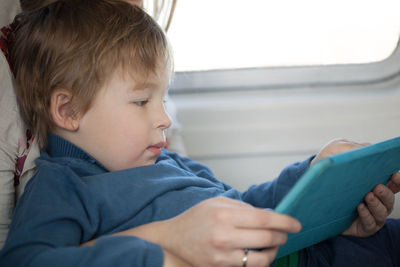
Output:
[163, 249, 192, 267]
[81, 197, 300, 266]
[160, 197, 301, 267]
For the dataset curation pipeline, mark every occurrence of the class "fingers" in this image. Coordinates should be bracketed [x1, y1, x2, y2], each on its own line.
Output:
[240, 248, 278, 267]
[364, 191, 387, 226]
[312, 139, 370, 165]
[218, 248, 278, 267]
[343, 184, 394, 237]
[228, 208, 301, 234]
[328, 139, 369, 154]
[208, 248, 279, 267]
[373, 184, 395, 215]
[184, 197, 302, 266]
[336, 139, 369, 150]
[387, 172, 400, 194]
[221, 228, 288, 249]
[356, 203, 378, 233]
[205, 197, 301, 234]
[360, 185, 393, 231]
[203, 198, 301, 252]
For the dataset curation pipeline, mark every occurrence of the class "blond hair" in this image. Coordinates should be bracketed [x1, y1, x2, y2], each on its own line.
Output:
[11, 0, 170, 148]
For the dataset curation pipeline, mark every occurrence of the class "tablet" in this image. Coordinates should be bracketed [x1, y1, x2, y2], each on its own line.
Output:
[275, 136, 400, 259]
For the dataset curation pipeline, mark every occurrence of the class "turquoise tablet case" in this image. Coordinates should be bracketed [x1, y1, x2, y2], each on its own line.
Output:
[275, 136, 400, 259]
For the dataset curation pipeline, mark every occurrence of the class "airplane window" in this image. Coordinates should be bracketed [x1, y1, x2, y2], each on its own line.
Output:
[167, 0, 400, 72]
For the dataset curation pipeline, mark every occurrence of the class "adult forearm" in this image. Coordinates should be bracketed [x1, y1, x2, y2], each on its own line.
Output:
[82, 220, 169, 247]
[1, 235, 163, 267]
[81, 220, 191, 266]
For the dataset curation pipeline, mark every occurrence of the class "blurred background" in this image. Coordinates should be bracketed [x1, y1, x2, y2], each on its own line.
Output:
[156, 0, 400, 217]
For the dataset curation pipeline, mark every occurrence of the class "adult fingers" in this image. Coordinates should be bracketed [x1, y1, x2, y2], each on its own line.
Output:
[226, 208, 302, 234]
[227, 248, 278, 267]
[217, 228, 289, 249]
[246, 247, 279, 267]
[205, 198, 301, 234]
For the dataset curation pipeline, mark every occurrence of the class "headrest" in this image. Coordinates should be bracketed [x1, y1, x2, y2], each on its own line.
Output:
[0, 0, 21, 27]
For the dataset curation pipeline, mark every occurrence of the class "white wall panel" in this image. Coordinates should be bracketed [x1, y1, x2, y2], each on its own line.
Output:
[171, 75, 400, 218]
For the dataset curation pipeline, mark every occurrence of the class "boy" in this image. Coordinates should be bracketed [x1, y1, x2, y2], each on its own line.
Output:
[1, 0, 399, 266]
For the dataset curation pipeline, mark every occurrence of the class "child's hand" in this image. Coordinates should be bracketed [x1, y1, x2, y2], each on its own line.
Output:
[310, 138, 370, 166]
[342, 172, 400, 237]
[161, 197, 301, 267]
[312, 139, 400, 237]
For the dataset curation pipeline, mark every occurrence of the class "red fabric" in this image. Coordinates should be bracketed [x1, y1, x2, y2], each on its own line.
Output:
[0, 23, 34, 187]
[0, 23, 15, 72]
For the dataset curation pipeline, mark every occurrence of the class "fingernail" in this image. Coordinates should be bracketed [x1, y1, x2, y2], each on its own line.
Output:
[376, 185, 384, 195]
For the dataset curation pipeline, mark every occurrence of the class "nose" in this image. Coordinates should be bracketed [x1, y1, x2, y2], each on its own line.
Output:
[154, 104, 172, 130]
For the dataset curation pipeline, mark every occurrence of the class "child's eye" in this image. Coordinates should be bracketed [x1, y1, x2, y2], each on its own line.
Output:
[134, 100, 148, 106]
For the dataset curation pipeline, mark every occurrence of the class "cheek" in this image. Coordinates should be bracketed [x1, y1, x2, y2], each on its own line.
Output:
[86, 103, 150, 145]
[100, 105, 133, 129]
[114, 114, 150, 141]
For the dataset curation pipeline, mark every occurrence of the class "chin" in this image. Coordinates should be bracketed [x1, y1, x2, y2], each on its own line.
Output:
[135, 159, 158, 168]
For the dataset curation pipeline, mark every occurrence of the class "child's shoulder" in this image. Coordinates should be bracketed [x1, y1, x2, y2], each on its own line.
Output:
[30, 153, 85, 185]
[24, 151, 104, 192]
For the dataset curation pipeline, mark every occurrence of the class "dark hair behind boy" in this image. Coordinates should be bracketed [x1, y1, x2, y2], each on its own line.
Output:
[11, 0, 170, 147]
[19, 0, 55, 12]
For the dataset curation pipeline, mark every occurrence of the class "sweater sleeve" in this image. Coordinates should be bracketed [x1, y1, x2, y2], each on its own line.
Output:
[0, 165, 164, 267]
[241, 156, 314, 209]
[160, 150, 232, 189]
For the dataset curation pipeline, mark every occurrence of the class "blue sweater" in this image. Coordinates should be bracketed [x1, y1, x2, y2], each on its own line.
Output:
[0, 134, 310, 267]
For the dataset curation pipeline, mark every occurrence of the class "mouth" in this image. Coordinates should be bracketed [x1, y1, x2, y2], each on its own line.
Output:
[147, 142, 167, 156]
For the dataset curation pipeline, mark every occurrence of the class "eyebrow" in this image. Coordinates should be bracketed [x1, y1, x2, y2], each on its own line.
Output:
[133, 82, 158, 91]
[131, 81, 170, 93]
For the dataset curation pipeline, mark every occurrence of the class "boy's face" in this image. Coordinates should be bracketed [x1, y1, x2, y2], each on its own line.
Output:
[75, 66, 172, 171]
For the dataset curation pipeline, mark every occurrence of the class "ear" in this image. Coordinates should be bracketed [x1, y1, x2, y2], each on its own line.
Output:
[50, 89, 80, 131]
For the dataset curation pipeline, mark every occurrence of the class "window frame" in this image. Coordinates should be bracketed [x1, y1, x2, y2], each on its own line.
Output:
[170, 39, 400, 94]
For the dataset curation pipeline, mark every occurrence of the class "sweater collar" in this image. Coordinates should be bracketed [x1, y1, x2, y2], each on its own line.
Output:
[47, 134, 98, 164]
